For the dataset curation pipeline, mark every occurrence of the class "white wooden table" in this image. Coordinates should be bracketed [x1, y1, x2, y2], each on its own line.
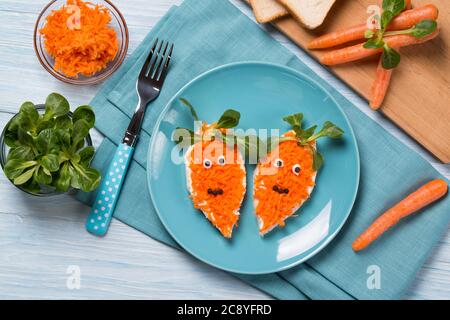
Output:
[0, 0, 448, 300]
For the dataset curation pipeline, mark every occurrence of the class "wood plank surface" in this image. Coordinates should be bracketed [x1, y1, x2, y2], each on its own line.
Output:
[0, 0, 448, 300]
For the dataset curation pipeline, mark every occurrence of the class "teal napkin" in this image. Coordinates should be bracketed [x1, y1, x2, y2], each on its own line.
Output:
[77, 0, 449, 300]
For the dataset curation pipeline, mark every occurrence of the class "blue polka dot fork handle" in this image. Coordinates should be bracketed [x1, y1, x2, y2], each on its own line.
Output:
[86, 39, 174, 237]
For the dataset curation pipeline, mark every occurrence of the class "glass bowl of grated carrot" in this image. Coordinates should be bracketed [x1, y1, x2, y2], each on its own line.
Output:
[34, 0, 128, 85]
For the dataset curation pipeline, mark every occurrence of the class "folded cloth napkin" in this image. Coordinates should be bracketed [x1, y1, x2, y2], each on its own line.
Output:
[77, 0, 450, 300]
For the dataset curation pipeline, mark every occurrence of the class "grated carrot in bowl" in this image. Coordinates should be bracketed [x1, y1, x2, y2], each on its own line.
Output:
[39, 0, 119, 78]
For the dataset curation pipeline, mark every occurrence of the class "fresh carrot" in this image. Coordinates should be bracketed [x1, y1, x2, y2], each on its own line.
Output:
[352, 179, 448, 252]
[308, 4, 438, 49]
[370, 1, 411, 109]
[370, 55, 395, 109]
[320, 29, 439, 65]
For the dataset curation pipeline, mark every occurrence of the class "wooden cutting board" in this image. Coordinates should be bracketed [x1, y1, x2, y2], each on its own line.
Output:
[246, 0, 450, 163]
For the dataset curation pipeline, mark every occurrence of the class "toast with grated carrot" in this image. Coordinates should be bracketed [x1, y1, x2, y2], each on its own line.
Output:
[253, 114, 344, 235]
[254, 131, 316, 235]
[174, 100, 247, 238]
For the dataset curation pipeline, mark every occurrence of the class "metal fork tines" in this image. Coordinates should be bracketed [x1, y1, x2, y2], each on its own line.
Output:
[123, 39, 174, 147]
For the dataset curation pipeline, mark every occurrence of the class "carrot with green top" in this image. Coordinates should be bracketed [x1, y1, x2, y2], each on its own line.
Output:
[320, 29, 439, 65]
[370, 1, 411, 109]
[352, 179, 448, 252]
[308, 4, 438, 49]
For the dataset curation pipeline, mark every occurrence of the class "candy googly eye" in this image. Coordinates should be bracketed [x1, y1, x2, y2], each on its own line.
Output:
[217, 156, 226, 166]
[203, 159, 212, 169]
[274, 159, 284, 168]
[292, 164, 301, 175]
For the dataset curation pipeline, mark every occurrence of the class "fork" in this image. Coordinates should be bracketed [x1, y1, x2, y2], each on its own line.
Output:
[86, 39, 174, 237]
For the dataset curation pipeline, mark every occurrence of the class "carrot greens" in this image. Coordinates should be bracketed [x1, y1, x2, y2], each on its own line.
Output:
[364, 0, 436, 69]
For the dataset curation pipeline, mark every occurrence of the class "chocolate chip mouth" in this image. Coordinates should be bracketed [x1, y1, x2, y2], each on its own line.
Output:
[208, 188, 224, 196]
[273, 185, 289, 194]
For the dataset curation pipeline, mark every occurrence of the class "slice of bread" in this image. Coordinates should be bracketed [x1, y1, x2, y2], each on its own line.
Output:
[250, 0, 289, 23]
[278, 0, 336, 29]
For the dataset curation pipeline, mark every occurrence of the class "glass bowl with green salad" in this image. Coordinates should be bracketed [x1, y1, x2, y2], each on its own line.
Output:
[0, 93, 101, 196]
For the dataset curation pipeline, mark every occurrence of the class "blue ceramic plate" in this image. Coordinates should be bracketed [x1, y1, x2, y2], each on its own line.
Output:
[147, 62, 359, 274]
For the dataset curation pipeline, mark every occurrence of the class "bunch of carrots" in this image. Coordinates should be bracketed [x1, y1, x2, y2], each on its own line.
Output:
[308, 0, 439, 109]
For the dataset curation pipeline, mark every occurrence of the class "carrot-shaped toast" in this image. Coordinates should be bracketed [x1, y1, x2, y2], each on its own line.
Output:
[253, 114, 344, 235]
[353, 179, 448, 252]
[174, 99, 246, 238]
[308, 3, 437, 49]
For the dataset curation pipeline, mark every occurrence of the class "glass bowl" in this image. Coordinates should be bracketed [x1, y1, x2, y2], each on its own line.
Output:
[0, 105, 93, 197]
[33, 0, 129, 85]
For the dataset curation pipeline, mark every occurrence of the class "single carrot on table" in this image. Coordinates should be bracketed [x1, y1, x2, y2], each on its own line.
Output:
[308, 4, 438, 49]
[320, 29, 439, 65]
[352, 179, 448, 252]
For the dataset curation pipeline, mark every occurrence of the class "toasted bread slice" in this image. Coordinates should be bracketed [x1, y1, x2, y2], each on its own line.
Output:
[250, 0, 289, 23]
[278, 0, 336, 29]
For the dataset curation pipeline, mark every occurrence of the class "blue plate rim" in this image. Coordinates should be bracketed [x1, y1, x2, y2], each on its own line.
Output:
[147, 61, 360, 274]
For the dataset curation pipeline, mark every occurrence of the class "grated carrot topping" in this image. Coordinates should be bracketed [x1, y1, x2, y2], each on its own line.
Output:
[187, 139, 246, 238]
[40, 0, 119, 78]
[254, 132, 316, 234]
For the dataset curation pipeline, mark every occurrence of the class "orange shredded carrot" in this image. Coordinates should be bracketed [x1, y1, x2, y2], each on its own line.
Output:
[40, 0, 119, 78]
[187, 139, 245, 238]
[254, 132, 316, 234]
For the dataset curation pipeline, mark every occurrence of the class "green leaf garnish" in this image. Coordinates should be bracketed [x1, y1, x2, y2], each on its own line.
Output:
[410, 19, 437, 37]
[382, 0, 405, 17]
[179, 98, 199, 122]
[307, 121, 345, 141]
[382, 44, 401, 69]
[380, 10, 395, 31]
[364, 29, 376, 39]
[274, 113, 344, 171]
[219, 131, 265, 162]
[313, 150, 324, 171]
[300, 125, 318, 140]
[283, 113, 303, 127]
[363, 38, 384, 49]
[217, 109, 241, 129]
[383, 19, 437, 38]
[363, 0, 436, 70]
